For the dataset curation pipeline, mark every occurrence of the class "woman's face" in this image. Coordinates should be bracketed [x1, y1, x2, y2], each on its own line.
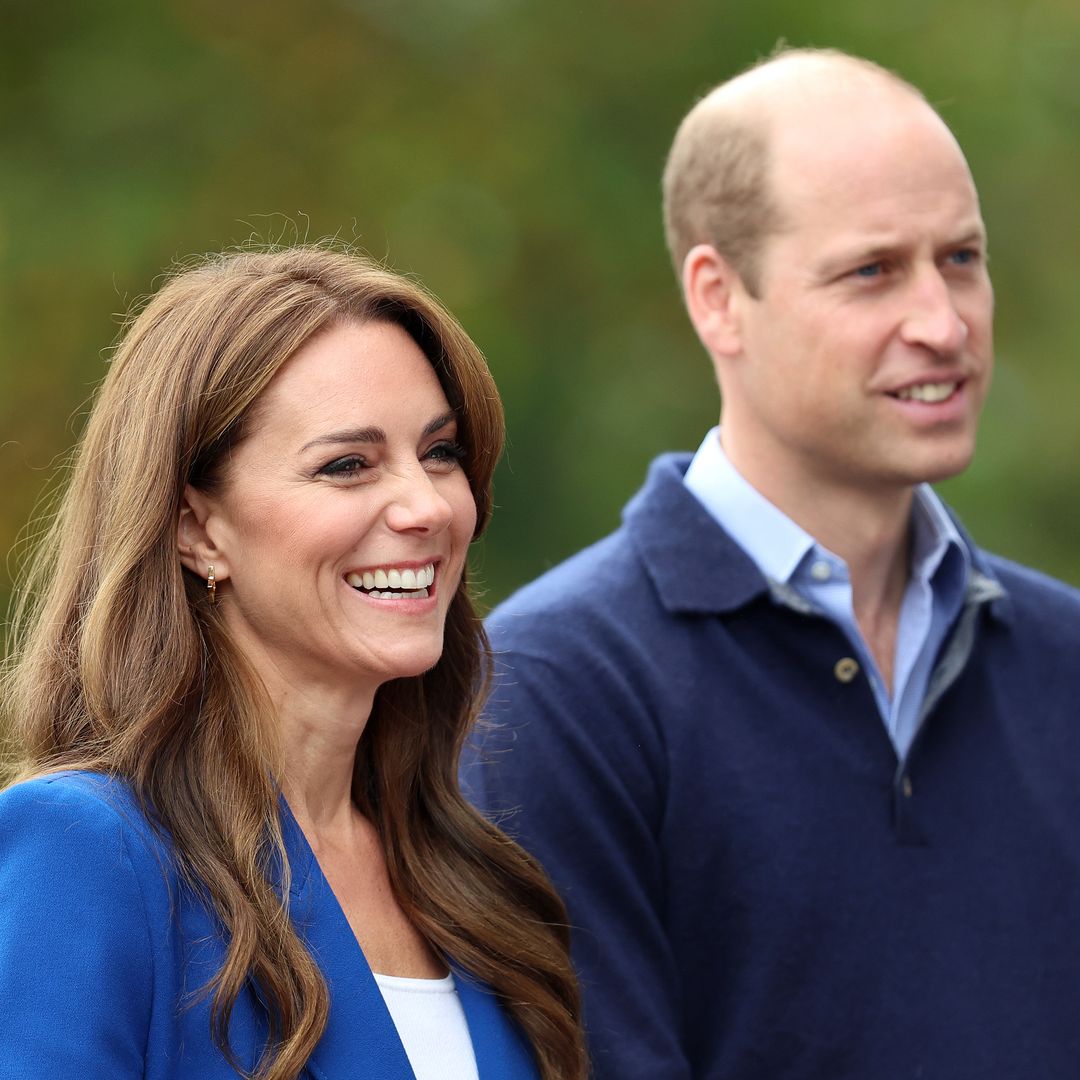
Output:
[195, 319, 478, 700]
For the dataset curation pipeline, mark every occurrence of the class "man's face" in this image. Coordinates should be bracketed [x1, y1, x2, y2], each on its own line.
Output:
[725, 91, 994, 502]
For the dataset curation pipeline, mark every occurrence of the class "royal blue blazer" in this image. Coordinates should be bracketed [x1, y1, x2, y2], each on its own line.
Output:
[0, 771, 538, 1079]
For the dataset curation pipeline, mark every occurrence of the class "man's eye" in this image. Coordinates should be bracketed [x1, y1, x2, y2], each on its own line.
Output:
[948, 248, 979, 266]
[319, 455, 367, 477]
[852, 262, 884, 278]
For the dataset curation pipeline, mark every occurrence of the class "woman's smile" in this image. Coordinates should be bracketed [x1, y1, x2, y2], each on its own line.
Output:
[345, 560, 437, 598]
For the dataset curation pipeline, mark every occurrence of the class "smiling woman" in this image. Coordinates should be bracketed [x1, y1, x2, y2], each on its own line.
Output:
[182, 320, 481, 703]
[0, 247, 587, 1080]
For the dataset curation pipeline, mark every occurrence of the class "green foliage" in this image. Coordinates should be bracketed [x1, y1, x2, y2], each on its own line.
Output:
[3, 0, 1080, 622]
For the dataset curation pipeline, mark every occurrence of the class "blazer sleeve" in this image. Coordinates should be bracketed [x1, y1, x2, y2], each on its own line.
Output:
[462, 638, 693, 1080]
[0, 776, 155, 1078]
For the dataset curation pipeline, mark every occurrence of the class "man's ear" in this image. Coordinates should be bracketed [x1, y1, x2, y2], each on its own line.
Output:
[682, 244, 751, 359]
[177, 484, 231, 583]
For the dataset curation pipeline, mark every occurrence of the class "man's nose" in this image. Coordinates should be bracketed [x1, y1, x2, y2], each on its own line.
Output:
[384, 468, 455, 535]
[899, 268, 969, 358]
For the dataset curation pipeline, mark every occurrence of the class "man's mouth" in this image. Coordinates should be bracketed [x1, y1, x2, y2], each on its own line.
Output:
[890, 380, 960, 403]
[345, 562, 435, 600]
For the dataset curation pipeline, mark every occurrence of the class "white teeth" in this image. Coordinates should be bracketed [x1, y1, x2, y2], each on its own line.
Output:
[895, 381, 957, 403]
[347, 563, 436, 595]
[367, 588, 429, 600]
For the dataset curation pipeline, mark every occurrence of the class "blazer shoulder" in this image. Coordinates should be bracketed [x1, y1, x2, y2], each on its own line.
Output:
[0, 771, 164, 1071]
[0, 770, 172, 902]
[2, 768, 148, 830]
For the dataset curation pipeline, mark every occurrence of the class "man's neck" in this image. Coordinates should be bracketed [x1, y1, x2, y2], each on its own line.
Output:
[844, 520, 912, 694]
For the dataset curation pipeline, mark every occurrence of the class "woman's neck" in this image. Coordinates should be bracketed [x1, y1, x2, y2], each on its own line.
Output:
[269, 676, 378, 832]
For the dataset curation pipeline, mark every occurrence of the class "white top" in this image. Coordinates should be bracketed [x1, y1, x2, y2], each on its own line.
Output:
[373, 971, 480, 1080]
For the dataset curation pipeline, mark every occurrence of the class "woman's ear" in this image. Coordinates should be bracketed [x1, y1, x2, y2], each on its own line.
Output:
[177, 484, 231, 583]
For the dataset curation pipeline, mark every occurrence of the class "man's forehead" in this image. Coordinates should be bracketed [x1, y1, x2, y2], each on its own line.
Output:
[737, 73, 975, 228]
[775, 105, 975, 208]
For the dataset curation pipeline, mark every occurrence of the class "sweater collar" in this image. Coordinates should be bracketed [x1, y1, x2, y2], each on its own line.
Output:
[624, 452, 1008, 621]
[624, 453, 770, 615]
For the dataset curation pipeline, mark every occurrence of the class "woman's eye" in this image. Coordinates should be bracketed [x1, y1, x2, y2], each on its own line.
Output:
[319, 455, 367, 478]
[425, 440, 466, 468]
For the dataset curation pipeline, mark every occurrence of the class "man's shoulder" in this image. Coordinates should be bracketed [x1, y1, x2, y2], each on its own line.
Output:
[979, 549, 1080, 628]
[486, 452, 720, 641]
[489, 528, 635, 622]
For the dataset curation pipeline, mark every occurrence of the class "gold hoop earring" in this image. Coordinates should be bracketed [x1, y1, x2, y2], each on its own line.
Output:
[206, 564, 217, 606]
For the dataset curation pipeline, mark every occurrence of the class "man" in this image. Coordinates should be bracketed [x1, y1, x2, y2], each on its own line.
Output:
[462, 47, 1080, 1079]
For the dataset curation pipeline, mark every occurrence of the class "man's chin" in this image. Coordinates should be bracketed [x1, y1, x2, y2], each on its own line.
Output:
[912, 445, 978, 487]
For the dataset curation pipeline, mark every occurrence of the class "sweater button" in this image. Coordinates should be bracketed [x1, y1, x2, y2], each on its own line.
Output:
[834, 657, 860, 683]
[901, 775, 913, 798]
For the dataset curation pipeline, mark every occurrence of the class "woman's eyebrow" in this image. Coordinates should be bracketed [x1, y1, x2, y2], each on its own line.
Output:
[301, 426, 385, 453]
[299, 411, 457, 454]
[422, 410, 458, 437]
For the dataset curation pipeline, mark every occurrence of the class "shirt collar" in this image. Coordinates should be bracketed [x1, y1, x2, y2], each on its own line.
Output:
[683, 428, 813, 582]
[683, 426, 971, 593]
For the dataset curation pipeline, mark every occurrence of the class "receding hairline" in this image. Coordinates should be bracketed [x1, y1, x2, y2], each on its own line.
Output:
[662, 48, 940, 292]
[704, 48, 926, 114]
[679, 50, 935, 182]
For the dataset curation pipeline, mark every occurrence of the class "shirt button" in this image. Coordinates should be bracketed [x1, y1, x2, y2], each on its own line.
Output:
[810, 560, 832, 582]
[834, 657, 860, 683]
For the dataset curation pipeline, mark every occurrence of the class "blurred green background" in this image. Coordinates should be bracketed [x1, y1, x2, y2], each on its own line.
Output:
[3, 0, 1080, 619]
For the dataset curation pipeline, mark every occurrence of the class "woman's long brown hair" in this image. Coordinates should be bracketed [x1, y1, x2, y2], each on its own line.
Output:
[2, 247, 587, 1079]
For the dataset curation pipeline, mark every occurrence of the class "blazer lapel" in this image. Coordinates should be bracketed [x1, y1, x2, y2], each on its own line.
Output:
[281, 803, 416, 1080]
[455, 969, 539, 1079]
[280, 801, 537, 1080]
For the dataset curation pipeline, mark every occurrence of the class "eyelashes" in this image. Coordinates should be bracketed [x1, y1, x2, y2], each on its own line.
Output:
[425, 440, 466, 465]
[319, 455, 368, 478]
[317, 440, 467, 480]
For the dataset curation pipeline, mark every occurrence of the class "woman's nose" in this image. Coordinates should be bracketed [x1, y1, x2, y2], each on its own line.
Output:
[383, 469, 455, 535]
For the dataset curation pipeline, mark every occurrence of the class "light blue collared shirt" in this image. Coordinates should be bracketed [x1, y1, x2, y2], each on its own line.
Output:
[684, 428, 970, 759]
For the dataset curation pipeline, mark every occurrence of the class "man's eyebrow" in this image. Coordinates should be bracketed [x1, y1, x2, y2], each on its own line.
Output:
[299, 411, 457, 454]
[947, 227, 988, 249]
[812, 243, 897, 281]
[815, 226, 988, 279]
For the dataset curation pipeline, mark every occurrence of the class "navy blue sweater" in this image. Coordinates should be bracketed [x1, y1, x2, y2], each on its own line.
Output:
[463, 453, 1080, 1080]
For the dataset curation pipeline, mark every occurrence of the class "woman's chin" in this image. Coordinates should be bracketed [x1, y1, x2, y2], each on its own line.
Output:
[363, 648, 444, 686]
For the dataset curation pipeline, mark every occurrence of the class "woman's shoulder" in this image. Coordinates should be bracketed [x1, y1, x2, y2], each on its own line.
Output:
[2, 768, 139, 822]
[0, 769, 171, 883]
[3, 767, 131, 806]
[0, 771, 182, 1070]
